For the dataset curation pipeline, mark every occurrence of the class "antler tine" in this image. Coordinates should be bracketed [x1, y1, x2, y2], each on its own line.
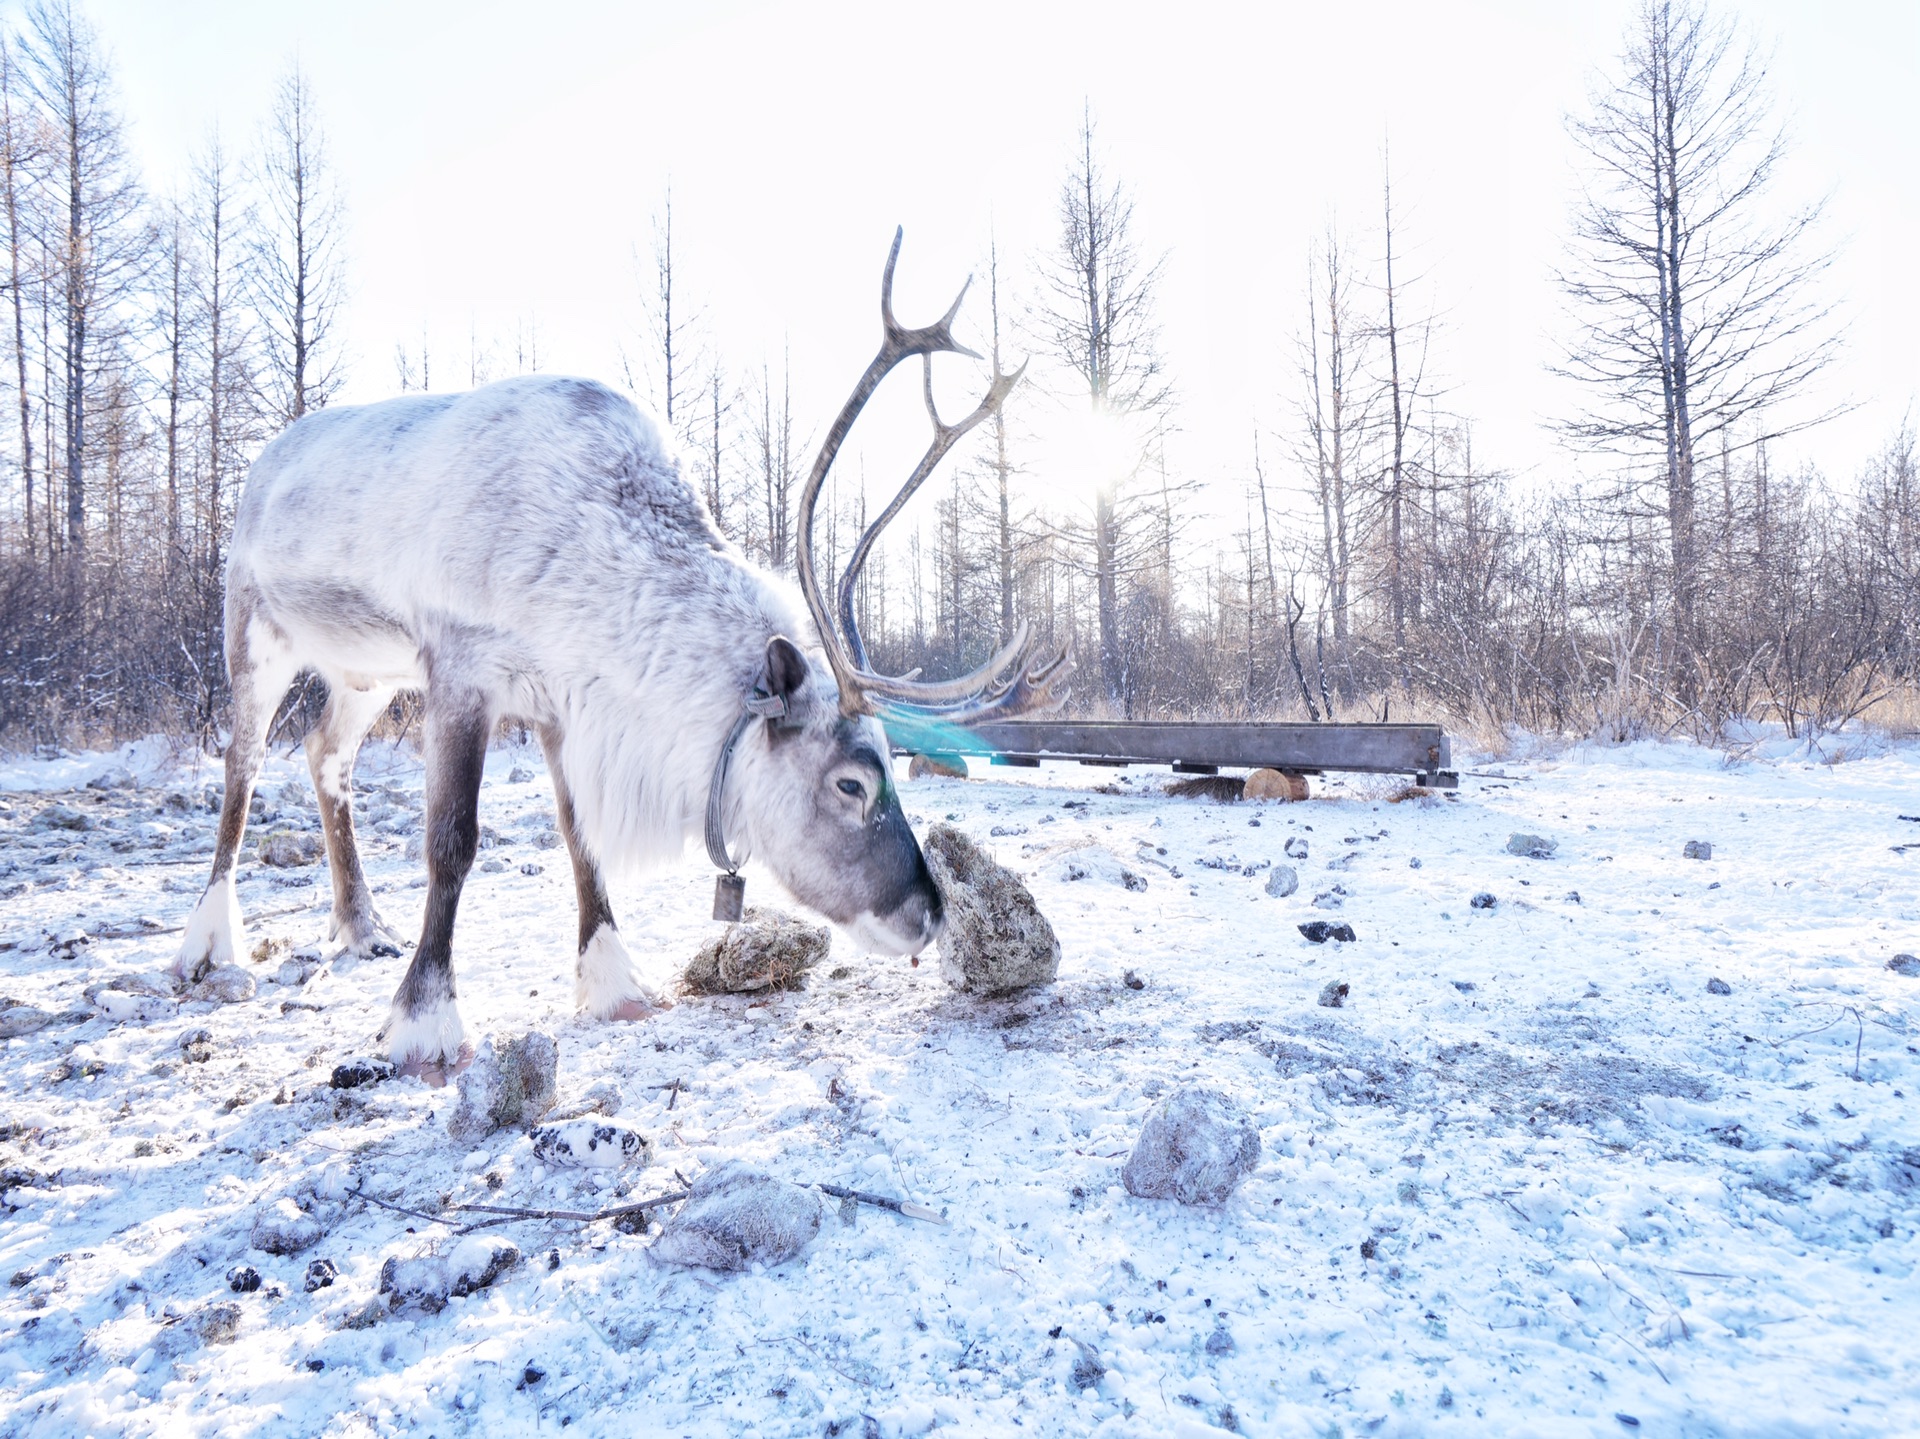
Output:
[879, 642, 1075, 726]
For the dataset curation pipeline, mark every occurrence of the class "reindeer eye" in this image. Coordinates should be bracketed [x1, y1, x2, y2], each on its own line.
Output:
[836, 778, 864, 798]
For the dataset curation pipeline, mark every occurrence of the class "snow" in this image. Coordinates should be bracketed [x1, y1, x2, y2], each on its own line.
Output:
[1, 735, 1918, 1436]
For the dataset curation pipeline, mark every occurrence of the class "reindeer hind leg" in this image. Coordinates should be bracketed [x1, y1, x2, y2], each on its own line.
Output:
[306, 679, 403, 958]
[175, 589, 301, 984]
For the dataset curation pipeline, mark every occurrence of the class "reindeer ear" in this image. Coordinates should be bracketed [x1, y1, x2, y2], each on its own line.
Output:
[763, 635, 810, 704]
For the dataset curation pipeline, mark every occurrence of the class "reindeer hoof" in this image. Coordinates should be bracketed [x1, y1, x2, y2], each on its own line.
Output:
[607, 996, 671, 1023]
[394, 1043, 475, 1089]
[370, 940, 401, 959]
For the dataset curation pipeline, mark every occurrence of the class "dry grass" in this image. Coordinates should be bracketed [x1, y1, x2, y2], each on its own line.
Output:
[1164, 774, 1246, 802]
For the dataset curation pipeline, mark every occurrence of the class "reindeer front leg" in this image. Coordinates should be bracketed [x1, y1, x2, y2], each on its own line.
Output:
[539, 725, 668, 1022]
[381, 686, 490, 1075]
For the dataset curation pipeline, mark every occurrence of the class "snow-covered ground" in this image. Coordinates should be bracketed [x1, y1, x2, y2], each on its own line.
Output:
[1, 735, 1917, 1438]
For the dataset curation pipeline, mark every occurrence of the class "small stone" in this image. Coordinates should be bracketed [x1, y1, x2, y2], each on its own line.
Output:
[191, 965, 256, 1004]
[1284, 836, 1309, 860]
[35, 803, 91, 831]
[226, 1264, 263, 1293]
[508, 766, 535, 784]
[1470, 892, 1497, 910]
[0, 1005, 56, 1039]
[447, 1032, 559, 1145]
[908, 752, 969, 780]
[1298, 921, 1355, 943]
[1205, 1324, 1237, 1356]
[1317, 980, 1350, 1008]
[1244, 768, 1308, 802]
[330, 1057, 395, 1090]
[650, 1162, 823, 1271]
[1122, 1086, 1261, 1206]
[251, 1197, 323, 1255]
[529, 1120, 650, 1169]
[533, 830, 563, 850]
[479, 857, 510, 874]
[304, 1258, 339, 1292]
[923, 825, 1061, 996]
[1706, 977, 1733, 996]
[1888, 954, 1920, 977]
[257, 830, 324, 868]
[684, 907, 830, 994]
[519, 862, 543, 877]
[519, 1364, 547, 1389]
[1683, 840, 1713, 861]
[1264, 864, 1299, 898]
[180, 1027, 214, 1063]
[1123, 970, 1145, 991]
[1452, 980, 1477, 993]
[1505, 833, 1557, 859]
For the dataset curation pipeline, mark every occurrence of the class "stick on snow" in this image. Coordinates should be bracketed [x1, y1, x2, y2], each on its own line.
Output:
[817, 1183, 949, 1225]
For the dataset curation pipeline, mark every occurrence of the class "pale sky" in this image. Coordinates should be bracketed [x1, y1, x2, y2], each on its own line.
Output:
[78, 0, 1920, 535]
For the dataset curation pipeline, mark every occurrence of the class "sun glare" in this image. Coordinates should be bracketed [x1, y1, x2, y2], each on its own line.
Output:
[1027, 404, 1152, 508]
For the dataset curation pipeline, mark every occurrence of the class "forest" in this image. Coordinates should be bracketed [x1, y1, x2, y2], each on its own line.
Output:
[0, 0, 1913, 750]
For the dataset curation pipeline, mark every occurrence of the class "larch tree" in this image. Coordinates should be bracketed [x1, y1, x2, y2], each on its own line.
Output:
[249, 60, 344, 427]
[1557, 0, 1838, 673]
[1033, 106, 1170, 708]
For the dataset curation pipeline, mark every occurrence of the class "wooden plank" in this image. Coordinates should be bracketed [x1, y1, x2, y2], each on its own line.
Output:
[949, 720, 1451, 778]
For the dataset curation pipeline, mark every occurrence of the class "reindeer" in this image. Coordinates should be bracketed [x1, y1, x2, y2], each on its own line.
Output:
[172, 231, 1068, 1075]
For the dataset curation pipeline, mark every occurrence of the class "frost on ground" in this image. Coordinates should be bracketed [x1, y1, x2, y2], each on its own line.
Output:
[1, 735, 1917, 1437]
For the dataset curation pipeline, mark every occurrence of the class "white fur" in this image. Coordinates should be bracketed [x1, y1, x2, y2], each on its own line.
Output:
[574, 923, 665, 1019]
[174, 877, 243, 981]
[381, 995, 468, 1068]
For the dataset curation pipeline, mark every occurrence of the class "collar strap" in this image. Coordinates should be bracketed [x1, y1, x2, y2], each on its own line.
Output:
[704, 683, 789, 874]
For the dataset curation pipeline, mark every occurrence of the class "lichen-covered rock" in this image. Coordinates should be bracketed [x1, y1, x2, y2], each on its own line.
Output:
[684, 908, 829, 994]
[1890, 953, 1920, 977]
[1683, 840, 1713, 860]
[908, 752, 969, 780]
[1264, 864, 1299, 898]
[257, 830, 324, 867]
[0, 1004, 57, 1038]
[1244, 768, 1308, 802]
[923, 824, 1060, 995]
[1122, 1086, 1261, 1206]
[191, 965, 256, 1004]
[531, 1120, 650, 1170]
[251, 1197, 323, 1255]
[304, 1257, 339, 1292]
[379, 1238, 520, 1315]
[192, 1301, 243, 1344]
[650, 1162, 822, 1272]
[1505, 833, 1557, 859]
[447, 1032, 559, 1145]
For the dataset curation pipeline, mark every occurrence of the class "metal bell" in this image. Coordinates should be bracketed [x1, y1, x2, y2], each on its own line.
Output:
[713, 871, 746, 922]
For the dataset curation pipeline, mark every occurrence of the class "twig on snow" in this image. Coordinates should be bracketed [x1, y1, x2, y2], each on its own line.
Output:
[817, 1183, 949, 1225]
[449, 1191, 692, 1227]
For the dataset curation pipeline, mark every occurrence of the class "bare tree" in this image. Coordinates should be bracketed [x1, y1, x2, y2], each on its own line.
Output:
[1372, 157, 1435, 693]
[250, 60, 344, 426]
[1557, 0, 1839, 664]
[0, 34, 40, 560]
[1034, 105, 1170, 706]
[21, 0, 149, 554]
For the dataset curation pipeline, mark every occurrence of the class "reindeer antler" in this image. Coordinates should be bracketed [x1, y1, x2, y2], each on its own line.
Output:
[794, 228, 1072, 725]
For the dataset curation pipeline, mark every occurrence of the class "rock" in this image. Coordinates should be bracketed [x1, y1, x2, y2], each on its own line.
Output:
[251, 1198, 323, 1255]
[93, 990, 176, 1024]
[191, 965, 256, 1004]
[1244, 768, 1308, 802]
[533, 830, 563, 850]
[1318, 980, 1350, 1008]
[446, 1032, 559, 1145]
[1706, 977, 1732, 995]
[1121, 1086, 1261, 1206]
[1683, 840, 1713, 861]
[508, 765, 535, 784]
[1206, 1323, 1237, 1356]
[35, 804, 91, 831]
[180, 1028, 214, 1063]
[1470, 892, 1497, 910]
[530, 1120, 650, 1170]
[380, 1238, 520, 1315]
[1452, 980, 1477, 993]
[227, 1264, 263, 1293]
[1264, 864, 1299, 898]
[684, 907, 830, 995]
[330, 1057, 395, 1090]
[1123, 970, 1145, 991]
[1505, 833, 1557, 859]
[1046, 844, 1147, 891]
[923, 824, 1061, 995]
[908, 752, 969, 780]
[192, 1301, 243, 1345]
[304, 1257, 339, 1292]
[1284, 836, 1309, 860]
[1886, 954, 1919, 977]
[650, 1162, 822, 1272]
[0, 1005, 57, 1039]
[257, 830, 324, 867]
[1297, 921, 1355, 944]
